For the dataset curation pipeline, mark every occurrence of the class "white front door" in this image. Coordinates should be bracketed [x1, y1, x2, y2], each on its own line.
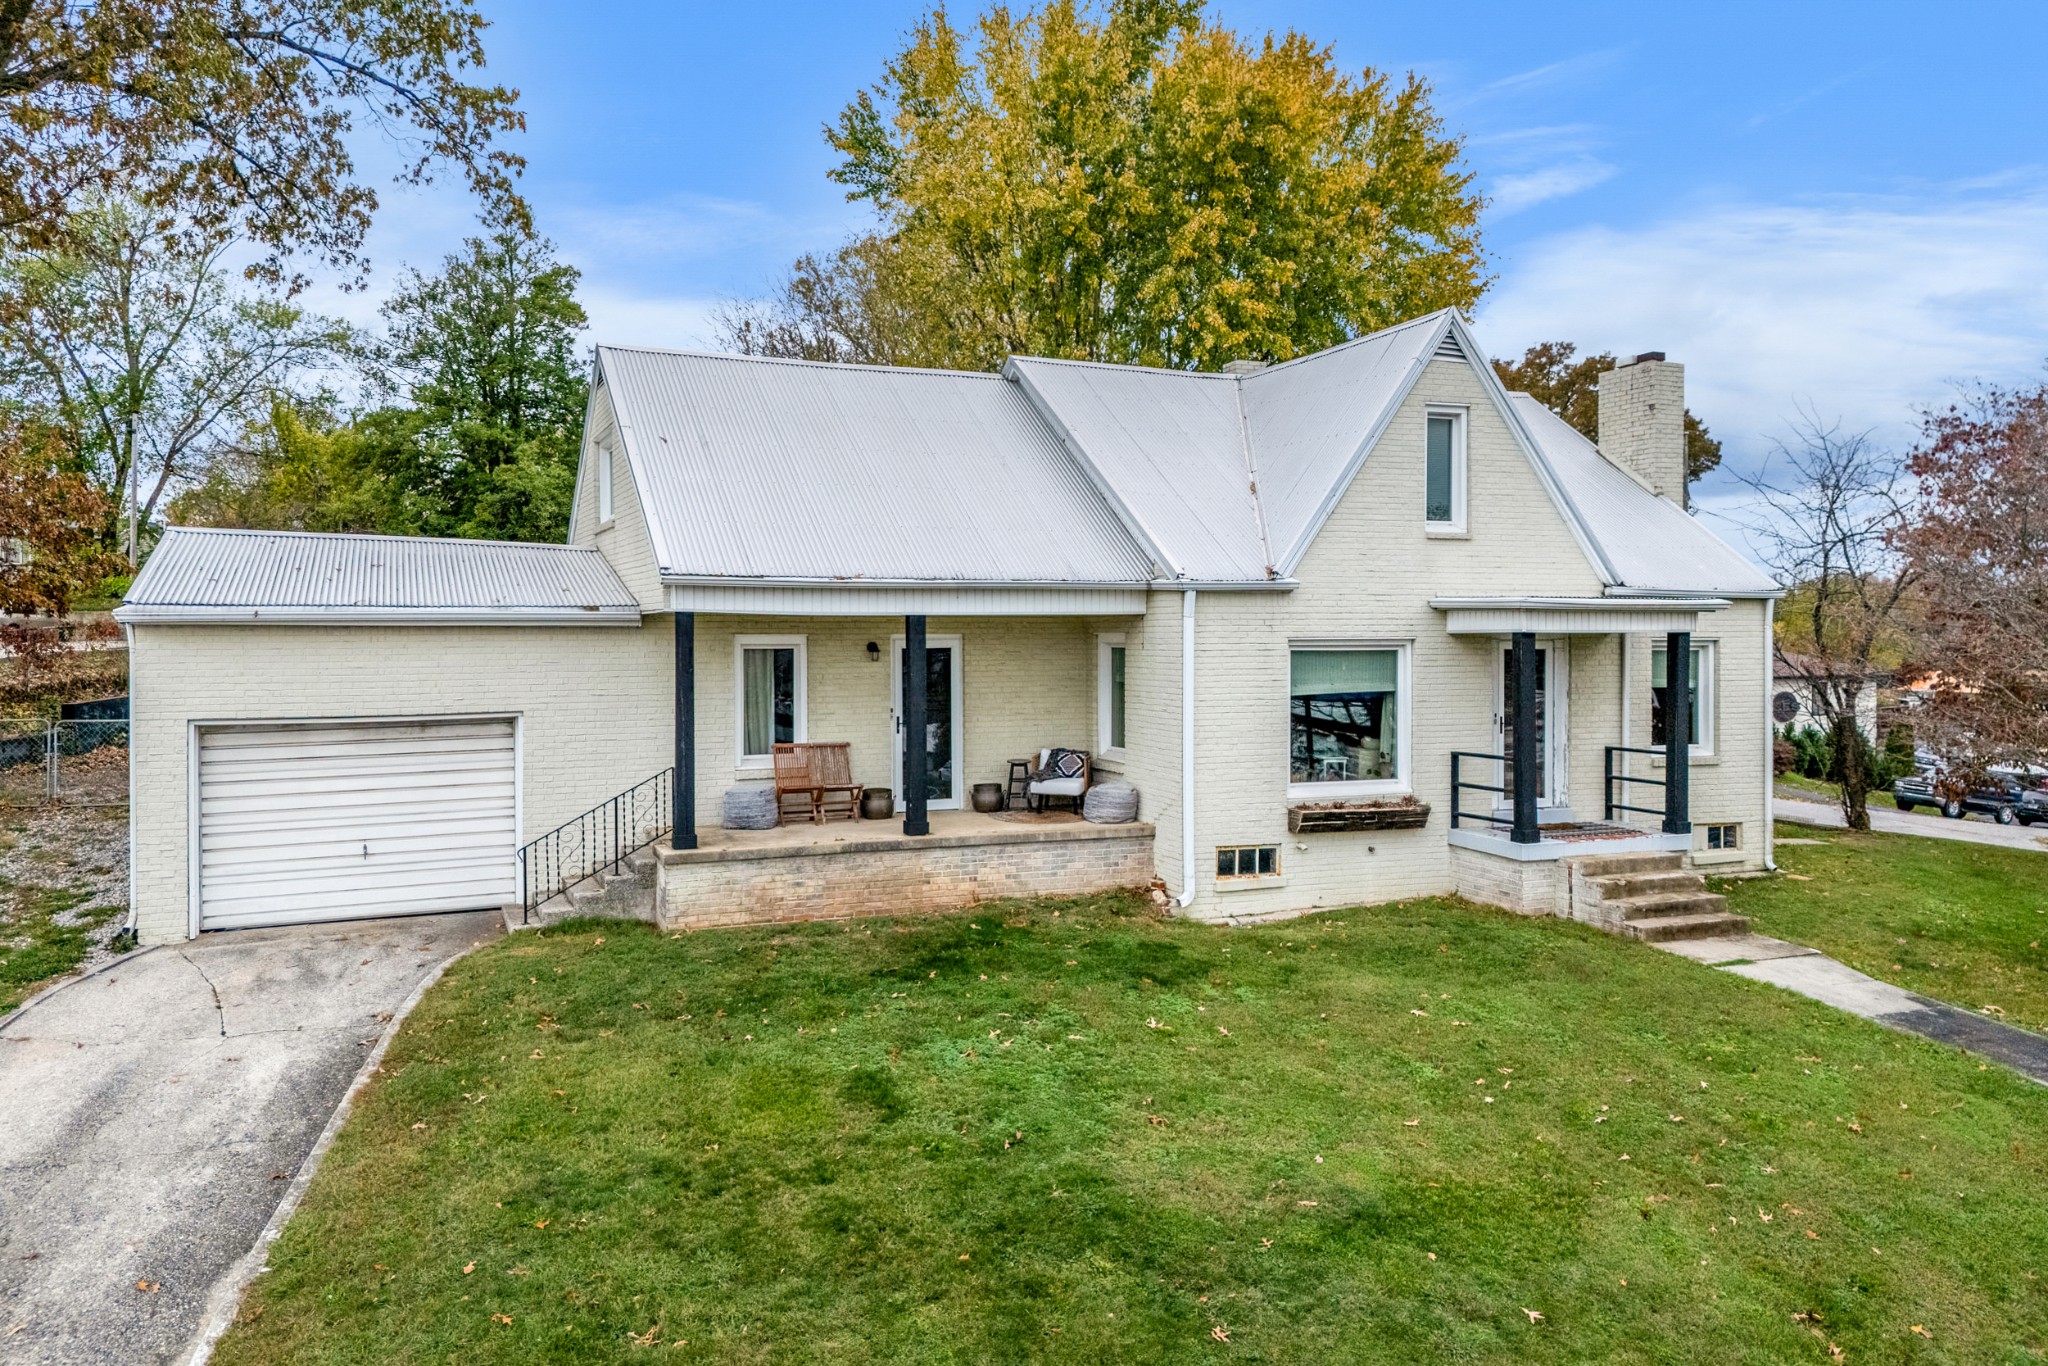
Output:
[891, 634, 964, 810]
[1494, 639, 1570, 810]
[196, 717, 519, 931]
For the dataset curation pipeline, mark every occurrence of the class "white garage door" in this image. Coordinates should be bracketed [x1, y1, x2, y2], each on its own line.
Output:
[198, 718, 518, 931]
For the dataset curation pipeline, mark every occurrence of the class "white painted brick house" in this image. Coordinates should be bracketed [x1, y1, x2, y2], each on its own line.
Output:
[117, 310, 1779, 944]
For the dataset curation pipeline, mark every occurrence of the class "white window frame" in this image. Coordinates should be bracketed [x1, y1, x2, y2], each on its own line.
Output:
[1423, 406, 1468, 534]
[1286, 640, 1413, 800]
[1096, 633, 1128, 760]
[597, 443, 615, 523]
[734, 635, 807, 769]
[1652, 639, 1716, 758]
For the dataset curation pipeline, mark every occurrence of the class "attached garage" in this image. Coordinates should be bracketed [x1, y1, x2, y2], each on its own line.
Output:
[117, 526, 658, 944]
[195, 718, 519, 931]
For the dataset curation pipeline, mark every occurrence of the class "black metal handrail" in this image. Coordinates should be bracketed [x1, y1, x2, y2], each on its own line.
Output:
[1603, 745, 1667, 822]
[518, 768, 673, 921]
[1449, 750, 1513, 830]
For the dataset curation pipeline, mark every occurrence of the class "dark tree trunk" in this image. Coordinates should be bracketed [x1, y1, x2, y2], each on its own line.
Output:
[1834, 710, 1870, 832]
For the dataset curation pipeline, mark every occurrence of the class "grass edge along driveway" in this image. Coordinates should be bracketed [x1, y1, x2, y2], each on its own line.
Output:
[218, 890, 2048, 1365]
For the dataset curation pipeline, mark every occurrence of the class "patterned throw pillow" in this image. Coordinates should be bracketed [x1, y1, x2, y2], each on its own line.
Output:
[1042, 748, 1088, 780]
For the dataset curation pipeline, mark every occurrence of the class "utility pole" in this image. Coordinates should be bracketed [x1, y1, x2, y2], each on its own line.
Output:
[125, 413, 137, 568]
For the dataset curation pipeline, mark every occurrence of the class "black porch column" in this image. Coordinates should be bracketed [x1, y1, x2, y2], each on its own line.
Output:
[902, 614, 930, 836]
[1509, 631, 1541, 844]
[1662, 630, 1691, 835]
[671, 611, 697, 851]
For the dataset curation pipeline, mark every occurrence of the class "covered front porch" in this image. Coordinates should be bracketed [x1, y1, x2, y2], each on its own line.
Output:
[657, 586, 1159, 926]
[1427, 595, 1726, 913]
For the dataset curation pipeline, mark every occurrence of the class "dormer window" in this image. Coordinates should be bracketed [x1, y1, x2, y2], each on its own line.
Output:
[1425, 408, 1467, 532]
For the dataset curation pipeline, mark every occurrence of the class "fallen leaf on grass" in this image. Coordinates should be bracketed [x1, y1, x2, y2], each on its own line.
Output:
[628, 1326, 661, 1347]
[1522, 1308, 1544, 1323]
[1210, 1325, 1232, 1342]
[492, 1313, 513, 1325]
[1404, 1119, 1421, 1127]
[1910, 1325, 1933, 1338]
[463, 1263, 475, 1275]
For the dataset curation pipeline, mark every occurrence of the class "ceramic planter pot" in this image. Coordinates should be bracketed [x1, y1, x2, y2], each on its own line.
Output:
[860, 790, 894, 820]
[970, 782, 1004, 813]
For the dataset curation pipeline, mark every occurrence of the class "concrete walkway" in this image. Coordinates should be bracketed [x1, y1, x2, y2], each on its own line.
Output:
[0, 911, 500, 1364]
[1660, 933, 2048, 1084]
[1775, 796, 2048, 853]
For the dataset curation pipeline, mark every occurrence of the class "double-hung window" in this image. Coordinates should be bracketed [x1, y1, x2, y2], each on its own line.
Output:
[1651, 641, 1715, 755]
[735, 636, 806, 767]
[597, 444, 615, 522]
[1097, 634, 1127, 758]
[1424, 408, 1467, 532]
[1288, 644, 1410, 796]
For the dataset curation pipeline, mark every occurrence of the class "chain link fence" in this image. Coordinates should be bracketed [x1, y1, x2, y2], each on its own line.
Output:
[0, 718, 129, 806]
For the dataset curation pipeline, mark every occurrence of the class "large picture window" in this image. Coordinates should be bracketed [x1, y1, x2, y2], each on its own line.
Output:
[1651, 641, 1714, 755]
[1289, 645, 1408, 794]
[736, 636, 806, 766]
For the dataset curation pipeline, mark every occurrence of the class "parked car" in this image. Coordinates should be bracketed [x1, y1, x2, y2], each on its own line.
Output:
[1894, 770, 2047, 824]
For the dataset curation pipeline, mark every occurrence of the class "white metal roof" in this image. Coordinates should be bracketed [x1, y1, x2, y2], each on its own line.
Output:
[1506, 395, 1779, 597]
[588, 311, 1773, 598]
[598, 346, 1157, 585]
[117, 527, 643, 625]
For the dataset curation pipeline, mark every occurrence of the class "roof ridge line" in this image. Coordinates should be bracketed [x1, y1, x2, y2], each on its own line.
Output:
[158, 525, 605, 553]
[1232, 377, 1275, 577]
[595, 343, 1007, 381]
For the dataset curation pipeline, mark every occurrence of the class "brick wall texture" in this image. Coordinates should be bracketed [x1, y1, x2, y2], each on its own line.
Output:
[657, 827, 1155, 930]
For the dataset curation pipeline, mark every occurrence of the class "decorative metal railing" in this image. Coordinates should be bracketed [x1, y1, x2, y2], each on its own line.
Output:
[518, 768, 673, 922]
[1603, 746, 1668, 824]
[1448, 750, 1511, 830]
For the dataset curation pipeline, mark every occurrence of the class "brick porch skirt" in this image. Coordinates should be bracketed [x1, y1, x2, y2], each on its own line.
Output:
[655, 816, 1156, 931]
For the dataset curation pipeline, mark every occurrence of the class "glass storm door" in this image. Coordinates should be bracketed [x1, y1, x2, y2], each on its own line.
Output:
[1496, 641, 1567, 809]
[892, 636, 963, 809]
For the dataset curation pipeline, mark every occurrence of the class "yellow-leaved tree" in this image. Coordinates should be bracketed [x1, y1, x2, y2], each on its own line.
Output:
[717, 0, 1486, 371]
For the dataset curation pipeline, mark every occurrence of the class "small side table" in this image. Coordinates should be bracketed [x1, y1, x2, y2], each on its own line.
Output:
[1004, 759, 1034, 811]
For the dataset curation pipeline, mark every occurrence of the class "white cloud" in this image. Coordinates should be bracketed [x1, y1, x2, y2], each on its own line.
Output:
[576, 285, 726, 352]
[1476, 183, 2048, 468]
[1489, 158, 1617, 215]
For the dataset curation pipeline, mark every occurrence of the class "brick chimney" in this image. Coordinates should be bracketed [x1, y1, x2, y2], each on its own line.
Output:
[1596, 352, 1687, 507]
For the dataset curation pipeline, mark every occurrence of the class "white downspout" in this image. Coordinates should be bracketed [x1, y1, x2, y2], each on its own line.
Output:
[1177, 588, 1197, 908]
[120, 621, 138, 942]
[1763, 598, 1777, 871]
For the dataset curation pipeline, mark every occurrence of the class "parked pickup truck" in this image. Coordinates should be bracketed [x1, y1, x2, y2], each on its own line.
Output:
[1893, 771, 2048, 825]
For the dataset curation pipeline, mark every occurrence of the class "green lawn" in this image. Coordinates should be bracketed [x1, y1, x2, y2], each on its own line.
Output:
[1721, 824, 2048, 1033]
[1774, 773, 1897, 810]
[217, 886, 2048, 1364]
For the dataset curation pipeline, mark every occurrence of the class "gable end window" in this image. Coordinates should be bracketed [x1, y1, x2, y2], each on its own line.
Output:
[1097, 634, 1127, 757]
[597, 444, 615, 522]
[1424, 408, 1467, 531]
[735, 636, 806, 766]
[1651, 641, 1716, 756]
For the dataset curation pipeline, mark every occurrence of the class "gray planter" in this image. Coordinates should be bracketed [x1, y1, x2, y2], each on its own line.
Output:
[1083, 781, 1138, 823]
[722, 785, 779, 830]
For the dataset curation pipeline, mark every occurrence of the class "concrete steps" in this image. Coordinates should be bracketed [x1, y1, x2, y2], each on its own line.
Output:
[506, 847, 660, 931]
[1568, 850, 1748, 943]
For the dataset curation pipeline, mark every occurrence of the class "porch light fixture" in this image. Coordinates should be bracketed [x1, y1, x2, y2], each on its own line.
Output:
[866, 641, 881, 662]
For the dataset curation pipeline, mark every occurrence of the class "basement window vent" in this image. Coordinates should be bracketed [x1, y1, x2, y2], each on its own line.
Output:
[1704, 823, 1740, 851]
[1434, 334, 1465, 361]
[1216, 844, 1280, 880]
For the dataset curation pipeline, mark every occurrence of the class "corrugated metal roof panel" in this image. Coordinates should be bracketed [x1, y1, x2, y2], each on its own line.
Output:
[1241, 313, 1445, 569]
[600, 346, 1156, 584]
[121, 527, 641, 618]
[1004, 357, 1268, 581]
[1507, 394, 1779, 596]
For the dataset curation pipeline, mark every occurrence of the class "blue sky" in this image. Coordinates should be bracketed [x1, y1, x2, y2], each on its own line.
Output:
[315, 0, 2048, 514]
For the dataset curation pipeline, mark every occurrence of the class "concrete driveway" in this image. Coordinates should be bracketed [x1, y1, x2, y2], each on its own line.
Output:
[0, 910, 500, 1364]
[1776, 797, 2048, 853]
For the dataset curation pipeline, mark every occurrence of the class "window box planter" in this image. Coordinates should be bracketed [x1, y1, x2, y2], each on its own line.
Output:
[1287, 799, 1430, 834]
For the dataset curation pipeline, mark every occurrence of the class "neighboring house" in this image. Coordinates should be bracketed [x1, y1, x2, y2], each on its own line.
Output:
[116, 311, 1780, 946]
[1773, 654, 1883, 743]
